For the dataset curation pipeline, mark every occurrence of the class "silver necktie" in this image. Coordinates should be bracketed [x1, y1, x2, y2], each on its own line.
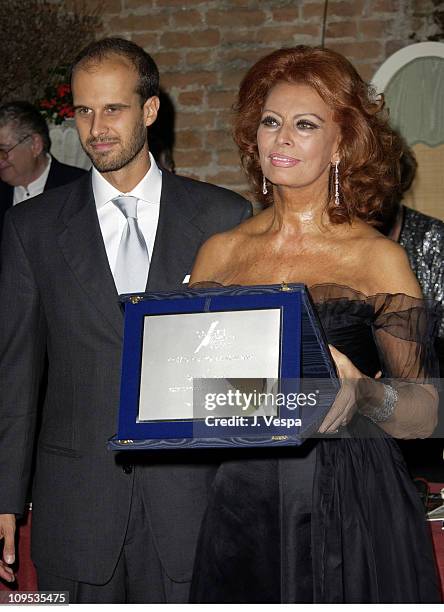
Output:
[112, 195, 149, 295]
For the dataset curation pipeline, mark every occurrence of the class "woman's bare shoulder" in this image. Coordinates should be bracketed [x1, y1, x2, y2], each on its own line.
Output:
[361, 233, 422, 297]
[335, 221, 421, 297]
[190, 217, 256, 284]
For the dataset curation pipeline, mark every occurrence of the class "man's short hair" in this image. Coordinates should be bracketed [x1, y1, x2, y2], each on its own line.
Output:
[0, 101, 51, 153]
[71, 37, 160, 103]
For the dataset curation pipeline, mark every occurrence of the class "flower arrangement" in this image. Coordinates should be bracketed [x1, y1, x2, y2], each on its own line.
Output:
[38, 81, 75, 125]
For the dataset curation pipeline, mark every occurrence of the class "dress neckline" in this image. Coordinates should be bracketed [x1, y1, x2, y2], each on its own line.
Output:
[307, 282, 424, 302]
[190, 280, 437, 309]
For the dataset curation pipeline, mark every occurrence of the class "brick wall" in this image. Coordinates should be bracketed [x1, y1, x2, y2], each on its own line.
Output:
[99, 0, 443, 198]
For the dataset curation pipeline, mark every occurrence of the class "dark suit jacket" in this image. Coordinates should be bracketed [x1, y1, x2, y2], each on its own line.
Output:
[0, 156, 86, 239]
[0, 170, 251, 584]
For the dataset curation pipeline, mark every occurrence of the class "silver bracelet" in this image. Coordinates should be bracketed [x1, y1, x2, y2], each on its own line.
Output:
[368, 383, 398, 423]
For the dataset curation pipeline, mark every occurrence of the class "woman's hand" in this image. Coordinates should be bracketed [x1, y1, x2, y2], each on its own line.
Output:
[318, 345, 369, 434]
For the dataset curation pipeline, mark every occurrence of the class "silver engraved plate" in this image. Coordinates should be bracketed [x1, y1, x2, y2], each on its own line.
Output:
[138, 309, 281, 421]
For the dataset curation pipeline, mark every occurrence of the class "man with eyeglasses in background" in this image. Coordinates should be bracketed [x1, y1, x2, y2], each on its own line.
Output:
[0, 101, 86, 239]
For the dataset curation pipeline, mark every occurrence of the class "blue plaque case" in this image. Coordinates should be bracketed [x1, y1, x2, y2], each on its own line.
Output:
[109, 284, 339, 450]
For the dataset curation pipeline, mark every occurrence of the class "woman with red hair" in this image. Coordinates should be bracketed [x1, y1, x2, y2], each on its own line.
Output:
[189, 47, 441, 603]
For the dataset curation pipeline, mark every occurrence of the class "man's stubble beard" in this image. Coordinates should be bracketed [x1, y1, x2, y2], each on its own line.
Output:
[82, 121, 148, 173]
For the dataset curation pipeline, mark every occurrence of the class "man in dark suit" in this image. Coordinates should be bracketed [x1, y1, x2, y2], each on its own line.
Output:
[0, 101, 86, 238]
[0, 38, 251, 602]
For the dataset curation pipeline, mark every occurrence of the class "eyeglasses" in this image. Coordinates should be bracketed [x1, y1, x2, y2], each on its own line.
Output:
[0, 134, 31, 161]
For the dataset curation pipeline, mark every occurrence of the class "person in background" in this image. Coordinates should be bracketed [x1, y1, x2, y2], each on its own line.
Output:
[0, 101, 86, 238]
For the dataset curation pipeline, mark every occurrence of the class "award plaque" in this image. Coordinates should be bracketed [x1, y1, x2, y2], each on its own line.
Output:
[108, 284, 339, 450]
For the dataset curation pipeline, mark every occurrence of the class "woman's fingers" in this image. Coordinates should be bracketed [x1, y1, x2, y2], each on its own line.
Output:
[322, 411, 349, 434]
[329, 344, 364, 380]
[328, 344, 344, 376]
[318, 382, 354, 433]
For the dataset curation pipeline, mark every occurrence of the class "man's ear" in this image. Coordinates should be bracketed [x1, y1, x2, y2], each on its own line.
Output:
[30, 133, 44, 158]
[143, 96, 160, 128]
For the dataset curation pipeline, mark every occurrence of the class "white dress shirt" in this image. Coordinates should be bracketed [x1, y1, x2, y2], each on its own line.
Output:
[13, 154, 52, 205]
[92, 152, 162, 281]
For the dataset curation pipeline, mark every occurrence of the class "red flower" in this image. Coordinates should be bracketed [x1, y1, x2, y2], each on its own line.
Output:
[57, 102, 75, 119]
[56, 83, 71, 98]
[38, 79, 74, 123]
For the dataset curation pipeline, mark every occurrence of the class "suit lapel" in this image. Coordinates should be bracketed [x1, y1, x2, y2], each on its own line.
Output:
[0, 182, 13, 238]
[148, 171, 204, 290]
[0, 180, 13, 208]
[56, 174, 123, 338]
[44, 157, 60, 191]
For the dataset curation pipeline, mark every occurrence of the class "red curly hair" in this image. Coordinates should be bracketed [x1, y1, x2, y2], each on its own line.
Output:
[233, 46, 403, 224]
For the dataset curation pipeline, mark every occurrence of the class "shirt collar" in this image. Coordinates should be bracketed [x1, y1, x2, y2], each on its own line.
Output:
[92, 152, 162, 210]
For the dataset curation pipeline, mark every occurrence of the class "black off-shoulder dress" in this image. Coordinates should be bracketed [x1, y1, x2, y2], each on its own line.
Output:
[190, 285, 441, 603]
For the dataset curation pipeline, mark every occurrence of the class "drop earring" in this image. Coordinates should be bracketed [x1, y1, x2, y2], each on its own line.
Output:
[262, 175, 268, 195]
[334, 160, 340, 206]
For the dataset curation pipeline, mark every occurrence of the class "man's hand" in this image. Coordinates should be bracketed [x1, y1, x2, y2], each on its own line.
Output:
[0, 514, 16, 582]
